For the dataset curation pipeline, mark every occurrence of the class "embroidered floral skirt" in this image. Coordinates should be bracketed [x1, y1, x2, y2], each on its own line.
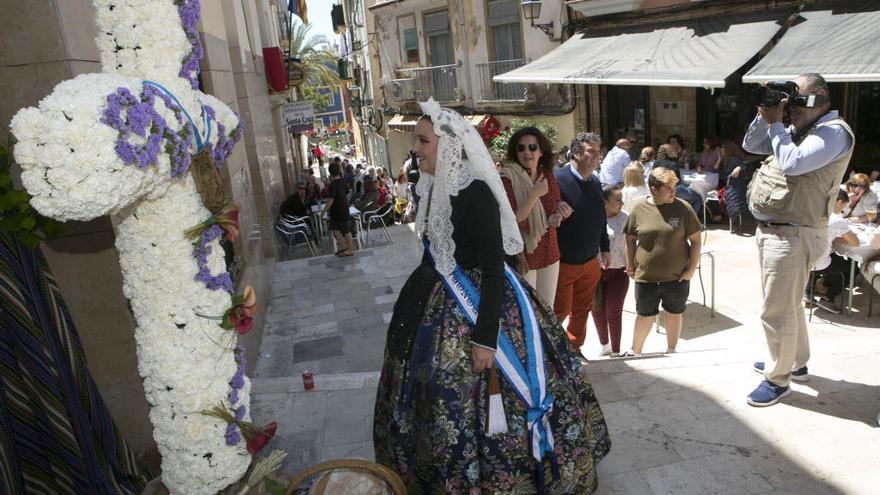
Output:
[374, 262, 610, 494]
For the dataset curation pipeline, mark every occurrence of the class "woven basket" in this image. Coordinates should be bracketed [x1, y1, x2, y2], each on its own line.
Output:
[190, 150, 225, 214]
[284, 459, 406, 495]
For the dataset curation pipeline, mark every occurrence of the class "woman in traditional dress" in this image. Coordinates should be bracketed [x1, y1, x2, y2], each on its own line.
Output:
[373, 100, 610, 495]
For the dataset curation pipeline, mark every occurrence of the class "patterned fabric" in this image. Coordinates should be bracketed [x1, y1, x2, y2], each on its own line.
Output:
[374, 262, 610, 494]
[0, 231, 148, 494]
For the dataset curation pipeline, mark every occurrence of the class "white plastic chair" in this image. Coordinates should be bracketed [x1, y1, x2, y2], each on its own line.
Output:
[697, 224, 715, 317]
[362, 203, 394, 246]
[275, 217, 317, 258]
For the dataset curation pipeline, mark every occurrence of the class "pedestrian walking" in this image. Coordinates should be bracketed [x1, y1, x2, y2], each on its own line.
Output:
[323, 161, 354, 257]
[592, 185, 629, 356]
[622, 167, 701, 356]
[499, 127, 571, 306]
[553, 132, 611, 352]
[373, 100, 610, 494]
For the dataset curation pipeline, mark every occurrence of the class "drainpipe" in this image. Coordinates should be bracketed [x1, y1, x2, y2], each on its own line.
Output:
[455, 0, 475, 108]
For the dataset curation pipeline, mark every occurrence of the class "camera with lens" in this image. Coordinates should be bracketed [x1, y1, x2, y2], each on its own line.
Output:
[751, 80, 800, 108]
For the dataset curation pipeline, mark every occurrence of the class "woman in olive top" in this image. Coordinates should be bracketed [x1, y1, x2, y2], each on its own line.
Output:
[623, 167, 702, 355]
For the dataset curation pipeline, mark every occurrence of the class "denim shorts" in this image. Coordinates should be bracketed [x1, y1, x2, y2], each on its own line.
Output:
[634, 280, 690, 316]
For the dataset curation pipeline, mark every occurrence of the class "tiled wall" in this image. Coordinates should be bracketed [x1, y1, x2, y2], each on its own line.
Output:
[0, 0, 285, 460]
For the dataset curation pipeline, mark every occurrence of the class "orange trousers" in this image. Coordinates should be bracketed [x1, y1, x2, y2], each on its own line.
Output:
[553, 257, 601, 349]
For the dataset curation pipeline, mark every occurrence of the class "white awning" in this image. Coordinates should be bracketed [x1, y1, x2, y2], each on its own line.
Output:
[743, 5, 880, 83]
[494, 12, 786, 88]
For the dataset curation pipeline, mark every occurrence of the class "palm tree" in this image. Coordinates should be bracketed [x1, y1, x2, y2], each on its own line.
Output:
[286, 20, 342, 89]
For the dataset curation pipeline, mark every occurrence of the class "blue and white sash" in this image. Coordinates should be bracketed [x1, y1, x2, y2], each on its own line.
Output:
[429, 250, 555, 468]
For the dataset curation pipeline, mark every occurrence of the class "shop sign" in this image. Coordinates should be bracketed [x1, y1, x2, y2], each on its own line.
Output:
[283, 101, 314, 133]
[288, 63, 306, 86]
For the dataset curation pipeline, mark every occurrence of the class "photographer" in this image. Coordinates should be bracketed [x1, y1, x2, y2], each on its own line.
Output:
[743, 73, 855, 407]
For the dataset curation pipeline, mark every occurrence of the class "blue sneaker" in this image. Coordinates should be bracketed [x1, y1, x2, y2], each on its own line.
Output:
[753, 361, 809, 382]
[747, 380, 792, 407]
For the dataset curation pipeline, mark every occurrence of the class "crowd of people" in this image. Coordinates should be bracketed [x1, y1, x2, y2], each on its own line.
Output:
[277, 148, 417, 256]
[368, 72, 880, 493]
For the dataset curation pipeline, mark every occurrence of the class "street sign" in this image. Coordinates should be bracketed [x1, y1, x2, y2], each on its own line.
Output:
[288, 62, 306, 87]
[283, 101, 314, 133]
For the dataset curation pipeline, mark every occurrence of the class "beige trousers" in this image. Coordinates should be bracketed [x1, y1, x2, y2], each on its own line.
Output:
[524, 260, 560, 308]
[756, 225, 825, 387]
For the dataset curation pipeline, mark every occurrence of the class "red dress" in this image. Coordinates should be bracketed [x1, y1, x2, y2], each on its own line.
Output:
[501, 167, 561, 270]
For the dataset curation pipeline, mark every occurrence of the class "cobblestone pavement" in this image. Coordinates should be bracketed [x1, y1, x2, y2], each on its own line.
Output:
[252, 224, 880, 493]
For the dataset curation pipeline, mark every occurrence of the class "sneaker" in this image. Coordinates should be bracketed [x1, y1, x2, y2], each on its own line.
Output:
[599, 342, 613, 356]
[753, 362, 809, 382]
[747, 380, 792, 407]
[620, 350, 640, 357]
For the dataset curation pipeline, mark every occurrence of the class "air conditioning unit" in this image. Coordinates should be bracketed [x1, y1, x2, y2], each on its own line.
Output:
[386, 78, 417, 105]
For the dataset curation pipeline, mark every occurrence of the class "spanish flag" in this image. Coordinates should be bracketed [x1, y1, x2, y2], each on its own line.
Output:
[288, 0, 309, 24]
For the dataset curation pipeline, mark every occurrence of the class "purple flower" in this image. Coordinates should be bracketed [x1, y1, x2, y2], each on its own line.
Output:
[230, 387, 239, 404]
[177, 0, 204, 89]
[191, 225, 235, 293]
[225, 422, 241, 445]
[103, 84, 192, 172]
[203, 108, 243, 168]
[234, 405, 246, 421]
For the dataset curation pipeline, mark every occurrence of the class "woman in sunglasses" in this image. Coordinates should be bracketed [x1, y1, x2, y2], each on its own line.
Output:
[499, 127, 572, 306]
[842, 173, 878, 223]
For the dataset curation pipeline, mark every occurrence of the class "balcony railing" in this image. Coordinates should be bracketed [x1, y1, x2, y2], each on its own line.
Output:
[395, 63, 461, 103]
[477, 59, 529, 102]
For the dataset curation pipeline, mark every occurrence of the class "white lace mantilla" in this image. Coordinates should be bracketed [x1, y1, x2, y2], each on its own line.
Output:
[415, 99, 523, 275]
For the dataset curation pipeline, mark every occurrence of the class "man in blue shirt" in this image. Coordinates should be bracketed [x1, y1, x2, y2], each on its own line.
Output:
[599, 138, 632, 186]
[743, 73, 854, 407]
[554, 132, 611, 352]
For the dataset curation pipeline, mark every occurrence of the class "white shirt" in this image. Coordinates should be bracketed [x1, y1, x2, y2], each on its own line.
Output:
[393, 181, 409, 200]
[599, 146, 631, 185]
[839, 187, 878, 219]
[622, 185, 650, 211]
[605, 212, 629, 269]
[815, 213, 851, 271]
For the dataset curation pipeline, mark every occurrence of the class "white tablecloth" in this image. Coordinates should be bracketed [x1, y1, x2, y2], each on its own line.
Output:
[682, 172, 719, 199]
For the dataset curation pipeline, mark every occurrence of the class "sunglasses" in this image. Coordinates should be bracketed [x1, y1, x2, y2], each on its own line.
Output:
[847, 183, 866, 189]
[517, 143, 539, 153]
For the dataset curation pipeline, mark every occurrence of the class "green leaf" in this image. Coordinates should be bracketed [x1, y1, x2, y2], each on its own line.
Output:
[263, 478, 287, 495]
[40, 220, 62, 238]
[7, 190, 29, 204]
[16, 231, 40, 248]
[0, 216, 21, 230]
[19, 216, 36, 231]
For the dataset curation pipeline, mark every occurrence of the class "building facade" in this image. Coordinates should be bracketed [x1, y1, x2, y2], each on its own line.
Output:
[359, 0, 580, 176]
[313, 86, 350, 130]
[0, 0, 297, 461]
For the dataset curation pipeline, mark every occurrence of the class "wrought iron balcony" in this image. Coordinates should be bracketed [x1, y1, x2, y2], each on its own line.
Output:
[476, 59, 529, 102]
[394, 63, 462, 103]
